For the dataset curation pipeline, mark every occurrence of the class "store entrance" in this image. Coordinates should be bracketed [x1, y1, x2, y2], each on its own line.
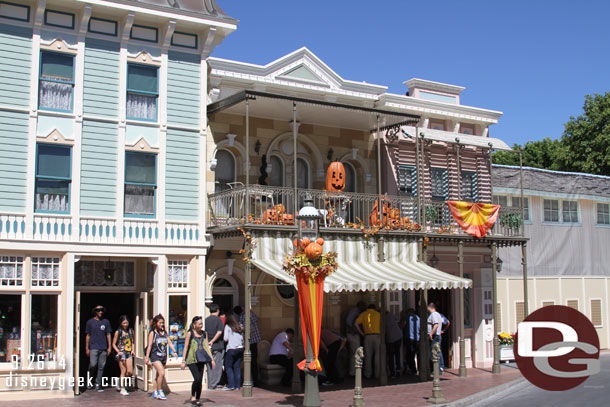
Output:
[77, 292, 137, 391]
[427, 289, 452, 368]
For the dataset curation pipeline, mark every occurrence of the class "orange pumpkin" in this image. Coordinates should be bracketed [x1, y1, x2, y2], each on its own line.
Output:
[300, 238, 311, 249]
[305, 242, 323, 259]
[274, 203, 286, 215]
[316, 237, 325, 246]
[294, 239, 299, 247]
[326, 161, 346, 192]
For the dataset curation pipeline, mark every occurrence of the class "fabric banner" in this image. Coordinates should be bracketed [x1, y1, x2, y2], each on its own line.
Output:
[447, 201, 500, 238]
[296, 272, 325, 371]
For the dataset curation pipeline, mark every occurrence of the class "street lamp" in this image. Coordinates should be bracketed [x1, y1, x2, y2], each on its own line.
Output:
[496, 256, 503, 273]
[296, 194, 321, 407]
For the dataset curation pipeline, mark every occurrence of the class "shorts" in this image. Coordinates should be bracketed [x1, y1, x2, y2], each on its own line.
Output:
[116, 352, 133, 361]
[150, 354, 167, 365]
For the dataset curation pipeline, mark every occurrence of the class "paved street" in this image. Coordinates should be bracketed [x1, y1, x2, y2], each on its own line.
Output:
[471, 353, 610, 407]
[0, 365, 521, 407]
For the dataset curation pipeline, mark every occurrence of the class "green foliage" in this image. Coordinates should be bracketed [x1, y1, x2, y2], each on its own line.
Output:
[500, 212, 522, 230]
[492, 92, 610, 176]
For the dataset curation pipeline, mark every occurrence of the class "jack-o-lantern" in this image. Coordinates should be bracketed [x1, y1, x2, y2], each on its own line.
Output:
[316, 237, 324, 246]
[305, 242, 323, 259]
[326, 161, 346, 192]
[300, 237, 311, 249]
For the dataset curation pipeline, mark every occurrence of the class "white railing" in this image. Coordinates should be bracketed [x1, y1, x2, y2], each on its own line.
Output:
[0, 213, 203, 246]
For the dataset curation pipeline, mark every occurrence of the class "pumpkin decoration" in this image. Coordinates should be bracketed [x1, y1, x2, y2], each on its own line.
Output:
[326, 161, 346, 192]
[300, 237, 311, 249]
[274, 203, 286, 215]
[316, 237, 324, 246]
[304, 242, 323, 259]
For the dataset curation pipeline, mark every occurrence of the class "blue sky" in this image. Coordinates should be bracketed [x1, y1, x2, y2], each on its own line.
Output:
[213, 1, 610, 146]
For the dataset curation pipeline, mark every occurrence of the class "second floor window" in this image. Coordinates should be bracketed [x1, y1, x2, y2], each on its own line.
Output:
[543, 199, 559, 222]
[127, 64, 158, 121]
[398, 165, 416, 197]
[598, 203, 610, 225]
[461, 171, 477, 201]
[39, 52, 74, 112]
[430, 168, 447, 201]
[35, 144, 71, 213]
[562, 200, 579, 223]
[124, 152, 156, 217]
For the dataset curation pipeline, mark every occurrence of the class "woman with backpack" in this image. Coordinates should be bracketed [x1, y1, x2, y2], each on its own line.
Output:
[181, 316, 215, 406]
[222, 313, 244, 391]
[145, 314, 178, 400]
[112, 315, 135, 396]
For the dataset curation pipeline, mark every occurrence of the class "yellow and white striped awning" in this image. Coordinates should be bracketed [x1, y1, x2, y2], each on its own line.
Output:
[251, 233, 471, 293]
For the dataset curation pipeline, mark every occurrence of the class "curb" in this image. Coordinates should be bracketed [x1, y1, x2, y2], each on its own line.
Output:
[442, 377, 528, 407]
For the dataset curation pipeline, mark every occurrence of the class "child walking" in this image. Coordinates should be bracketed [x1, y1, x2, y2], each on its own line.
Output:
[145, 314, 178, 400]
[181, 316, 215, 406]
[112, 315, 135, 396]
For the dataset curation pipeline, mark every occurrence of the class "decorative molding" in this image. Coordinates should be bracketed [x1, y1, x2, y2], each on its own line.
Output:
[201, 26, 217, 58]
[44, 9, 75, 30]
[33, 0, 47, 30]
[88, 16, 117, 37]
[77, 5, 92, 37]
[172, 31, 198, 49]
[126, 136, 159, 153]
[130, 24, 158, 43]
[40, 38, 78, 54]
[0, 1, 31, 22]
[121, 12, 135, 43]
[162, 20, 176, 49]
[37, 128, 73, 145]
[127, 49, 161, 65]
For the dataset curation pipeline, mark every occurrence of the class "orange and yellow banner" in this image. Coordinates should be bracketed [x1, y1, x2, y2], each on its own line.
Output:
[296, 272, 325, 371]
[447, 201, 500, 238]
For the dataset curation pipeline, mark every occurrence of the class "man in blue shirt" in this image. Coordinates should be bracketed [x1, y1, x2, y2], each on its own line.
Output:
[85, 305, 112, 392]
[403, 308, 420, 374]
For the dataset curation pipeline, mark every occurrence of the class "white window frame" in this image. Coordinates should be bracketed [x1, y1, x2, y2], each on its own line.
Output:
[30, 256, 60, 288]
[542, 198, 560, 223]
[596, 202, 610, 226]
[561, 200, 579, 224]
[589, 298, 603, 328]
[167, 259, 189, 291]
[0, 255, 25, 287]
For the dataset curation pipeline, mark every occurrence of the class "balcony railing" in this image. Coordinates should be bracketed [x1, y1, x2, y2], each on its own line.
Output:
[0, 213, 202, 246]
[208, 185, 524, 237]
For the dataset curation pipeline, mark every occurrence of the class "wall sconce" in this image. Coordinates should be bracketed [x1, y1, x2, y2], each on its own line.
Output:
[226, 133, 236, 147]
[364, 173, 372, 183]
[327, 148, 333, 162]
[254, 139, 261, 155]
[430, 254, 439, 268]
[226, 258, 235, 276]
[209, 158, 217, 170]
[266, 163, 273, 174]
[351, 148, 358, 160]
[496, 257, 503, 273]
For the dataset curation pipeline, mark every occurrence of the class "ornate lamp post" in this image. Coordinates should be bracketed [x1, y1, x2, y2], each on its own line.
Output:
[297, 195, 321, 407]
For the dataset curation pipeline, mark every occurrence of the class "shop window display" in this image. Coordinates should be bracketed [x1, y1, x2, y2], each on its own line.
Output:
[0, 295, 22, 363]
[31, 295, 58, 361]
[168, 295, 187, 358]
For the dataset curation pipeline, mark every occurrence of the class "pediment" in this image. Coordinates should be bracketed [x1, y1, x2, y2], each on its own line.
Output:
[126, 137, 159, 153]
[37, 128, 73, 145]
[277, 64, 325, 84]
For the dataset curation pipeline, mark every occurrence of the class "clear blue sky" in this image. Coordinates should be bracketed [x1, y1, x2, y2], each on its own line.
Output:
[212, 1, 610, 146]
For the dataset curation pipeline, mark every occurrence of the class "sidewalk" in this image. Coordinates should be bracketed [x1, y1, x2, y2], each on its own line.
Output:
[4, 365, 522, 407]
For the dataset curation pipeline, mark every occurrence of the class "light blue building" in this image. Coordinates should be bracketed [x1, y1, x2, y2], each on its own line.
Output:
[0, 0, 236, 398]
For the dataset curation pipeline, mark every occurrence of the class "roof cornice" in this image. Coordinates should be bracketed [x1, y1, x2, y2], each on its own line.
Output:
[404, 78, 465, 95]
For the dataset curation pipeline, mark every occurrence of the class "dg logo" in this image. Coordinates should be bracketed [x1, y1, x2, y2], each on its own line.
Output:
[514, 305, 600, 391]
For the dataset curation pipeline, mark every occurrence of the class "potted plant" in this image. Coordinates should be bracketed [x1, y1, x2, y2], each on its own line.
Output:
[498, 332, 515, 361]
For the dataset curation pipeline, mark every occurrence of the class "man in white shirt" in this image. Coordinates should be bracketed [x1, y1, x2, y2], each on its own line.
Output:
[269, 328, 295, 386]
[427, 302, 445, 372]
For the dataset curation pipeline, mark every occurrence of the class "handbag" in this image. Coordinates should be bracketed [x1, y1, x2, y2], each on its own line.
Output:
[195, 336, 212, 363]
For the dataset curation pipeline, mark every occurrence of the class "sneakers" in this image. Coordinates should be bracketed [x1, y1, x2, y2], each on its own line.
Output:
[120, 388, 129, 396]
[157, 390, 167, 400]
[221, 386, 234, 391]
[95, 384, 104, 392]
[321, 380, 334, 386]
[116, 384, 121, 392]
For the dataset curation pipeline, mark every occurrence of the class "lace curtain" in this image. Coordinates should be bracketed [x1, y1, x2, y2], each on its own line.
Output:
[36, 193, 68, 212]
[127, 94, 156, 120]
[39, 81, 72, 111]
[125, 185, 154, 215]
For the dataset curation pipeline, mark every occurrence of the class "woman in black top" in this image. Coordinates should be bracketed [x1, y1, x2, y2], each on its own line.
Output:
[112, 315, 134, 396]
[145, 314, 177, 400]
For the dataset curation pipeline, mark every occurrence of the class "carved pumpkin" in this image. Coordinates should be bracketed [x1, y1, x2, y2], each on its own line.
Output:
[305, 242, 323, 259]
[274, 203, 286, 215]
[316, 237, 325, 246]
[300, 238, 311, 249]
[326, 161, 346, 192]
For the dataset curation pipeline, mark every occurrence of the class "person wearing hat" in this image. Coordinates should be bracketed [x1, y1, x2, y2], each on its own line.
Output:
[85, 305, 112, 392]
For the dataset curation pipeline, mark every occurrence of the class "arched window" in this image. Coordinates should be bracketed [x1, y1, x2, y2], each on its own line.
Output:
[212, 276, 238, 312]
[214, 149, 235, 192]
[296, 158, 310, 189]
[269, 155, 284, 187]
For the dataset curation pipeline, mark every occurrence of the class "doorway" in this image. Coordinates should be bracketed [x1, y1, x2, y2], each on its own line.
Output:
[212, 276, 238, 314]
[427, 289, 452, 368]
[78, 292, 137, 390]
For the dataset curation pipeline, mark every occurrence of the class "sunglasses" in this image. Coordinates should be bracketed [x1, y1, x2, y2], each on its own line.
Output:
[95, 309, 104, 312]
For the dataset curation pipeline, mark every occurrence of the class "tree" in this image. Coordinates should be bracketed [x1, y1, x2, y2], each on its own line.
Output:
[492, 138, 562, 170]
[559, 92, 610, 175]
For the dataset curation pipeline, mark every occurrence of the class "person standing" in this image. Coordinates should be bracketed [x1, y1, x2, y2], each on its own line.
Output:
[146, 314, 178, 400]
[319, 328, 346, 386]
[355, 304, 381, 379]
[427, 302, 444, 373]
[385, 311, 403, 378]
[235, 306, 261, 385]
[223, 313, 245, 391]
[345, 301, 366, 376]
[404, 308, 420, 374]
[85, 305, 112, 392]
[269, 328, 295, 386]
[112, 315, 135, 395]
[181, 316, 215, 406]
[205, 304, 225, 390]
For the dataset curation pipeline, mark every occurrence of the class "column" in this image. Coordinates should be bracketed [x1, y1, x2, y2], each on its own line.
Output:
[522, 242, 529, 317]
[491, 242, 500, 374]
[458, 240, 466, 376]
[153, 255, 167, 316]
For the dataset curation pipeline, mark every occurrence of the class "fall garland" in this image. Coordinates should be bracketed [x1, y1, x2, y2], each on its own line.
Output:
[283, 237, 338, 281]
[238, 227, 257, 264]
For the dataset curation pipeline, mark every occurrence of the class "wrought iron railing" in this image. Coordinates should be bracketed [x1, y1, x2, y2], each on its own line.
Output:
[208, 185, 525, 237]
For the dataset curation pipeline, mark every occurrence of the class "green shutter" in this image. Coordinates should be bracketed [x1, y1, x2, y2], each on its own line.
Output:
[41, 52, 73, 81]
[37, 144, 71, 178]
[125, 153, 156, 184]
[127, 64, 158, 94]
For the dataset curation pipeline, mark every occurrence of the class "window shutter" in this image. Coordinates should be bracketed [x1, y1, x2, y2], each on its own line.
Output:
[567, 300, 579, 311]
[472, 172, 478, 202]
[398, 165, 416, 196]
[591, 300, 602, 326]
[515, 302, 525, 326]
[442, 169, 448, 199]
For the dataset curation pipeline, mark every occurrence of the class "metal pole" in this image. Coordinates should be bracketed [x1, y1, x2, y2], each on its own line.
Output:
[418, 287, 430, 382]
[245, 98, 250, 218]
[456, 140, 461, 200]
[303, 337, 320, 407]
[242, 261, 252, 397]
[427, 341, 447, 404]
[491, 242, 500, 374]
[379, 293, 388, 386]
[488, 143, 494, 204]
[352, 346, 364, 407]
[415, 124, 420, 223]
[522, 242, 529, 317]
[519, 148, 525, 236]
[376, 115, 382, 222]
[458, 240, 466, 377]
[421, 132, 427, 223]
[293, 103, 298, 214]
[292, 293, 303, 393]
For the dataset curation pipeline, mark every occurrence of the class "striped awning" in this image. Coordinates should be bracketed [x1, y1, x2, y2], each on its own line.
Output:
[251, 233, 471, 293]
